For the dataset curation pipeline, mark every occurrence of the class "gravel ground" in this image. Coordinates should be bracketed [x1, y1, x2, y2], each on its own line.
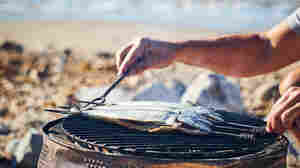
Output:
[0, 44, 119, 167]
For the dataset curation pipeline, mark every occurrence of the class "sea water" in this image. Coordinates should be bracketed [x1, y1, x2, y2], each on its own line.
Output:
[0, 0, 298, 32]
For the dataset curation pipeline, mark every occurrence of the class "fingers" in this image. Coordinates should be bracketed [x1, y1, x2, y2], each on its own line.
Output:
[119, 41, 144, 75]
[116, 38, 150, 76]
[115, 37, 174, 76]
[266, 87, 300, 133]
[281, 103, 300, 129]
[266, 112, 285, 133]
[266, 89, 293, 133]
[116, 43, 133, 71]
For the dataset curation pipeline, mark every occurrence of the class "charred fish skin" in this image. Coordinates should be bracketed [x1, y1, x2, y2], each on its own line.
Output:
[79, 101, 224, 134]
[177, 107, 213, 132]
[176, 106, 227, 133]
[79, 101, 186, 123]
[47, 101, 267, 136]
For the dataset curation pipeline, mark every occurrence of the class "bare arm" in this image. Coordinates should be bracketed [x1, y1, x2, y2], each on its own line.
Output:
[117, 20, 300, 77]
[174, 21, 300, 77]
[116, 9, 300, 140]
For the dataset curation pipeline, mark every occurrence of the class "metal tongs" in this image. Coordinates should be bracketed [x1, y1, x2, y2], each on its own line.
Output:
[45, 56, 144, 114]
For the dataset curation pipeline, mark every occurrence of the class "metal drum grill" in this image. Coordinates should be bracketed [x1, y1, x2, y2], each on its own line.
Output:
[39, 114, 288, 168]
[39, 101, 289, 168]
[58, 114, 283, 160]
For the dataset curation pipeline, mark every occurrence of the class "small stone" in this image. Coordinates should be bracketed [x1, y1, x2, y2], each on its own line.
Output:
[96, 51, 113, 59]
[0, 41, 24, 54]
[12, 128, 43, 168]
[181, 72, 244, 113]
[0, 157, 16, 168]
[25, 120, 45, 129]
[0, 124, 10, 135]
[249, 81, 280, 116]
[51, 51, 67, 74]
[64, 48, 72, 57]
[255, 81, 280, 104]
[0, 107, 9, 117]
[29, 69, 40, 83]
[5, 139, 20, 155]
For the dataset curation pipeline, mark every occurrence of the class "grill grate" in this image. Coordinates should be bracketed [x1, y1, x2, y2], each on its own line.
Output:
[54, 114, 287, 160]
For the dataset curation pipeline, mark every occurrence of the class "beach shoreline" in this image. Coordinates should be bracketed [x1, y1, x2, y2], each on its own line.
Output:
[0, 20, 217, 56]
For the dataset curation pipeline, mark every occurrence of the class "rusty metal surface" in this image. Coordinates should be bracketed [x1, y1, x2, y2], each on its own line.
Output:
[38, 117, 287, 168]
[39, 134, 286, 168]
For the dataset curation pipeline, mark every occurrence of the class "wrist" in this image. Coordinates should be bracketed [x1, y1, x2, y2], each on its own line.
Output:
[149, 39, 183, 63]
[172, 41, 187, 63]
[158, 40, 185, 63]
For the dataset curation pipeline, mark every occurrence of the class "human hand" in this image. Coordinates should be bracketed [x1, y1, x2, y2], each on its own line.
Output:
[116, 37, 178, 76]
[266, 87, 300, 134]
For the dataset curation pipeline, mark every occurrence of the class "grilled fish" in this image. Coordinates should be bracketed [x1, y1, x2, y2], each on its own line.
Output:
[46, 101, 266, 136]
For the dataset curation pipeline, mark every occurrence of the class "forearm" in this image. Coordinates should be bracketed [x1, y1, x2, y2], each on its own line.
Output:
[172, 21, 300, 77]
[173, 33, 270, 77]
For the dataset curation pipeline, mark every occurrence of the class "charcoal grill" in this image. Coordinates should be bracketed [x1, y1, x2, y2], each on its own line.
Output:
[39, 113, 287, 168]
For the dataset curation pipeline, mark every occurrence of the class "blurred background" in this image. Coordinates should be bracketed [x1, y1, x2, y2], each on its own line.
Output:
[1, 1, 300, 168]
[0, 0, 299, 32]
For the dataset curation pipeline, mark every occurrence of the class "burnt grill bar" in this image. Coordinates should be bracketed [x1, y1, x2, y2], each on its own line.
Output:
[38, 113, 288, 168]
[55, 115, 284, 160]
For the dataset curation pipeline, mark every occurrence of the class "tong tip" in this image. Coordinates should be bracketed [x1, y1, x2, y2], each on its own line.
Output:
[44, 108, 71, 114]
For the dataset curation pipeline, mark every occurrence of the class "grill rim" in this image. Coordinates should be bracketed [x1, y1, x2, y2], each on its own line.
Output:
[42, 115, 288, 163]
